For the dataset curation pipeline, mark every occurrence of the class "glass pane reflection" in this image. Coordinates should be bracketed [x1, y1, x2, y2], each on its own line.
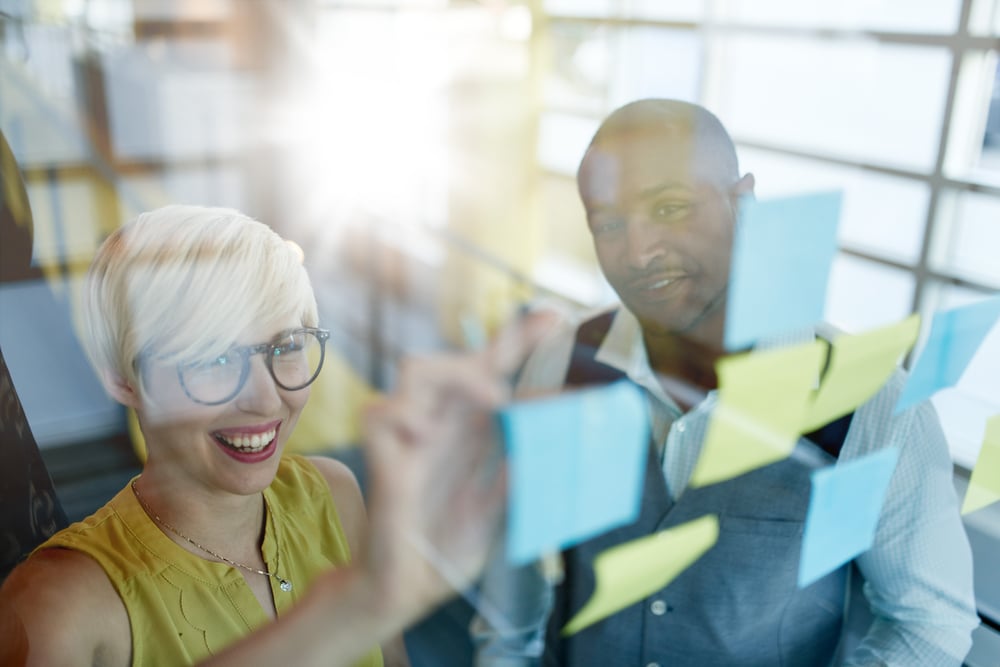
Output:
[931, 190, 1000, 289]
[741, 148, 929, 265]
[711, 36, 951, 172]
[923, 282, 1000, 468]
[716, 0, 961, 34]
[825, 253, 915, 333]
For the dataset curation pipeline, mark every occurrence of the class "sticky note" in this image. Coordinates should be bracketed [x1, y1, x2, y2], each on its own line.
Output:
[798, 448, 899, 588]
[802, 314, 920, 432]
[963, 415, 1000, 515]
[896, 295, 1000, 414]
[724, 191, 842, 351]
[690, 340, 826, 488]
[562, 515, 719, 636]
[502, 380, 650, 565]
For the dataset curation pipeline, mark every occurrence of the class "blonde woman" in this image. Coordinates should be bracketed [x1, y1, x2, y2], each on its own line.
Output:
[2, 205, 539, 667]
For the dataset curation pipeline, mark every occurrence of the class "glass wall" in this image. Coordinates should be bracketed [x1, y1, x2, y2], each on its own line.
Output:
[533, 0, 1000, 469]
[1, 0, 998, 661]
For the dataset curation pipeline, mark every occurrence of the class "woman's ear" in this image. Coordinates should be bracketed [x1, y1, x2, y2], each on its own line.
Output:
[101, 370, 142, 409]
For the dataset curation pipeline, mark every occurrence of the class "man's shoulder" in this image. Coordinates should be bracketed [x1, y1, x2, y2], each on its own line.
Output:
[515, 306, 617, 394]
[546, 304, 621, 359]
[564, 307, 629, 387]
[576, 307, 619, 343]
[841, 364, 951, 465]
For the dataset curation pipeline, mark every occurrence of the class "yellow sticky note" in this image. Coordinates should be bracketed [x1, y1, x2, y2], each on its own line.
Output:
[562, 515, 719, 636]
[801, 315, 920, 433]
[689, 341, 825, 488]
[963, 415, 1000, 515]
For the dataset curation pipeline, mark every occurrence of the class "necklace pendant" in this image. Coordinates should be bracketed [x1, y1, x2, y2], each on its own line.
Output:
[279, 578, 293, 592]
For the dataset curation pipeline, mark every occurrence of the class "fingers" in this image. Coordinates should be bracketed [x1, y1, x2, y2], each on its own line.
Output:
[358, 309, 562, 608]
[395, 354, 508, 415]
[363, 388, 500, 492]
[366, 309, 564, 497]
[362, 387, 508, 591]
[361, 398, 396, 463]
[483, 309, 562, 379]
[391, 309, 563, 421]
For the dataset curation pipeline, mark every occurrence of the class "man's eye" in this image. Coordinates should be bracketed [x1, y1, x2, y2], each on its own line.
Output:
[592, 218, 625, 235]
[654, 202, 692, 219]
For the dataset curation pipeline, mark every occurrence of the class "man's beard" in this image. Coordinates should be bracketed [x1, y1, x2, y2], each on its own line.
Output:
[634, 284, 727, 339]
[677, 285, 727, 335]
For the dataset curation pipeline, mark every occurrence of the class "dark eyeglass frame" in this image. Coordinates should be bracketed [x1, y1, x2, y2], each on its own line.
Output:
[176, 327, 330, 406]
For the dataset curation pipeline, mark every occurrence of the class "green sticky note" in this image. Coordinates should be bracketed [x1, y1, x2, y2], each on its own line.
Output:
[802, 314, 921, 433]
[562, 515, 719, 637]
[690, 340, 826, 488]
[963, 415, 1000, 515]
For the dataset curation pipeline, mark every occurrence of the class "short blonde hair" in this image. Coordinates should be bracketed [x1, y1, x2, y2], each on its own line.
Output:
[82, 205, 318, 396]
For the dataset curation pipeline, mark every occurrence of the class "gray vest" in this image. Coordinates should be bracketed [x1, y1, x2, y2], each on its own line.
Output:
[544, 314, 851, 667]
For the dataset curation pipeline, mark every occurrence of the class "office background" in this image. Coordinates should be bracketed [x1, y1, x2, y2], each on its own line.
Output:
[1, 0, 998, 663]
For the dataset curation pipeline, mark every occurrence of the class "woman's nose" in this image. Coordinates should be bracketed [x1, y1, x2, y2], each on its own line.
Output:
[235, 355, 282, 413]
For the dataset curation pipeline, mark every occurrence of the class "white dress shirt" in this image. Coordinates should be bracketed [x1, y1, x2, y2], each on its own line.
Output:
[476, 306, 979, 666]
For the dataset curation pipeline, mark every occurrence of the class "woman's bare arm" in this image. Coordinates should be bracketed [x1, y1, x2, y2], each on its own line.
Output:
[4, 315, 556, 667]
[308, 455, 413, 667]
[2, 548, 131, 667]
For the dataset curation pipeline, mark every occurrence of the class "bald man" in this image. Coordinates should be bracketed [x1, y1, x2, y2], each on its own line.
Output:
[474, 99, 978, 667]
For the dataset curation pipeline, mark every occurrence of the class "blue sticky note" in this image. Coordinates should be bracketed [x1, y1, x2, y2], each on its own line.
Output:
[895, 295, 1000, 414]
[798, 448, 899, 588]
[724, 192, 842, 351]
[501, 380, 649, 565]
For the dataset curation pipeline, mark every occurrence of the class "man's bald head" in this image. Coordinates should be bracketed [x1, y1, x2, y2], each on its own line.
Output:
[581, 99, 740, 190]
[576, 99, 752, 343]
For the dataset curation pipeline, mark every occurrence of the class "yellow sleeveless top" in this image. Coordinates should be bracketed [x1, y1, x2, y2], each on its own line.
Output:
[36, 455, 383, 667]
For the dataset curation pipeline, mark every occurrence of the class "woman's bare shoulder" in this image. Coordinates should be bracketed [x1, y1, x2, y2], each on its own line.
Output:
[1, 548, 131, 666]
[305, 455, 367, 554]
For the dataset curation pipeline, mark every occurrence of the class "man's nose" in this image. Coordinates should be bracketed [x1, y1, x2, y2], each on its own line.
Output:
[236, 355, 282, 414]
[624, 219, 666, 270]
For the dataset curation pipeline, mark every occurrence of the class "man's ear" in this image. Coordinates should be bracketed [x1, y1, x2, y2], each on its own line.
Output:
[734, 172, 755, 197]
[101, 370, 142, 409]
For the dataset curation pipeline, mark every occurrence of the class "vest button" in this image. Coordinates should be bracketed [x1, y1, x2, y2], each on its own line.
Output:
[646, 663, 662, 667]
[650, 599, 667, 616]
[675, 421, 686, 433]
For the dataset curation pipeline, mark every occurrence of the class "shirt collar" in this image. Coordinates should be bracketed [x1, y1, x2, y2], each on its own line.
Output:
[594, 308, 682, 411]
[591, 306, 820, 406]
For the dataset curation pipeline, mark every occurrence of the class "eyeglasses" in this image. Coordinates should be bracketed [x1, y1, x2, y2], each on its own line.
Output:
[176, 327, 330, 405]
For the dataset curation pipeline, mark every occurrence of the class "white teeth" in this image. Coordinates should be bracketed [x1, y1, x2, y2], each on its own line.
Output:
[217, 428, 276, 452]
[643, 275, 686, 290]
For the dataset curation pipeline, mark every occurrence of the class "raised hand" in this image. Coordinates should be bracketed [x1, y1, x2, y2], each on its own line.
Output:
[361, 312, 559, 618]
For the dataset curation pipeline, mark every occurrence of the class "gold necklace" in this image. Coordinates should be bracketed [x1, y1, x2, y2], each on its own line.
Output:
[131, 479, 292, 592]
